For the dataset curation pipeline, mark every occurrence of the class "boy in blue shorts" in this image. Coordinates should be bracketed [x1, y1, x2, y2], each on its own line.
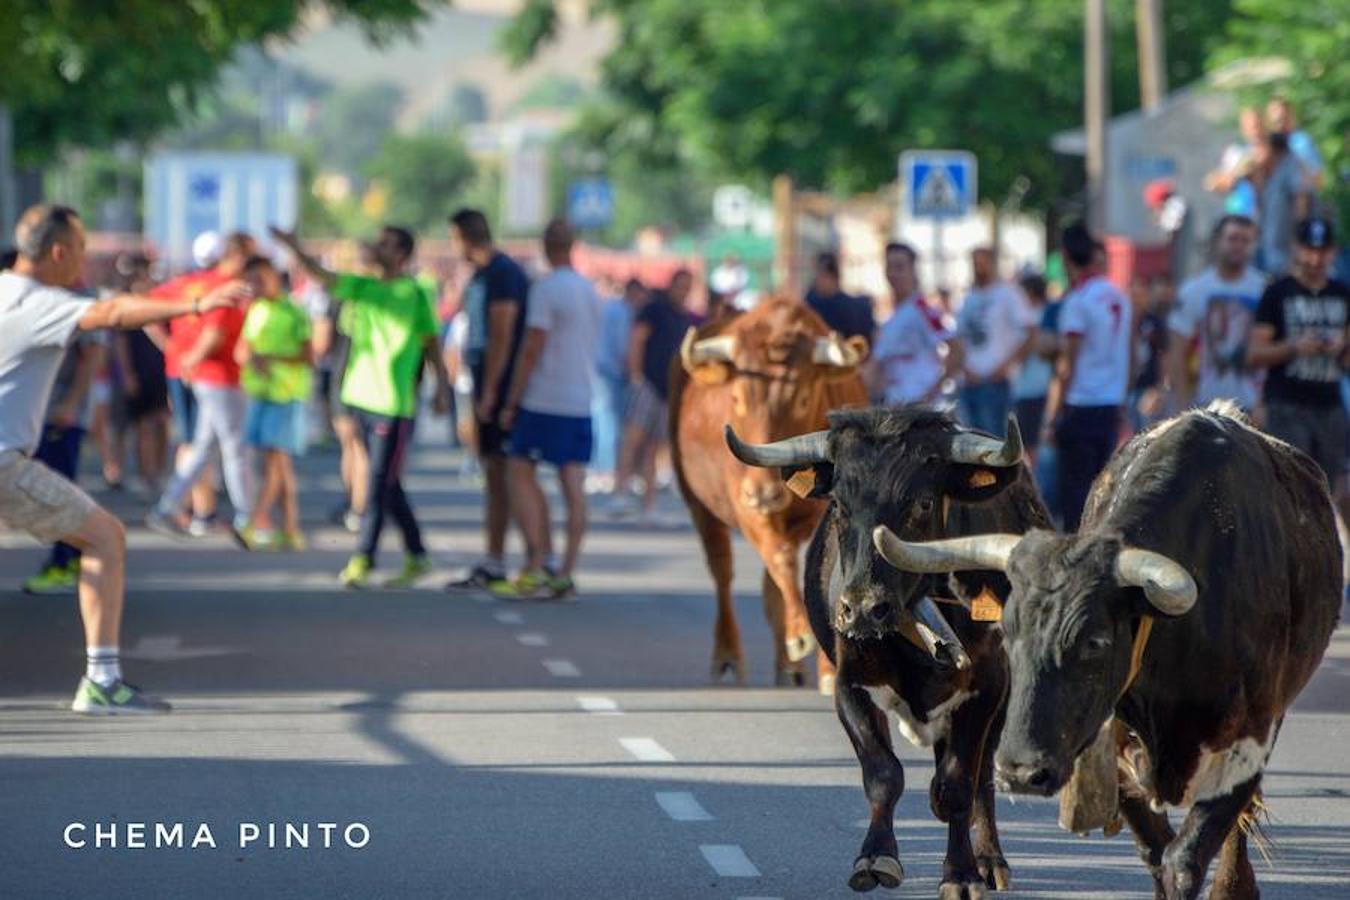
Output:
[498, 220, 602, 599]
[236, 256, 313, 550]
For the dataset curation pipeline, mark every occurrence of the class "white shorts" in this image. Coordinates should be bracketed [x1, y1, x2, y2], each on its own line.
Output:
[0, 450, 98, 544]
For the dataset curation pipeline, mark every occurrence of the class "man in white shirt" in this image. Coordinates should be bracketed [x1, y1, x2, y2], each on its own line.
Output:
[872, 242, 961, 405]
[0, 204, 247, 714]
[1165, 215, 1266, 412]
[499, 219, 602, 600]
[1042, 223, 1133, 529]
[955, 246, 1037, 433]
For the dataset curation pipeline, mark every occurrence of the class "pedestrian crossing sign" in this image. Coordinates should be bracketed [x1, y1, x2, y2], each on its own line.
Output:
[901, 150, 977, 220]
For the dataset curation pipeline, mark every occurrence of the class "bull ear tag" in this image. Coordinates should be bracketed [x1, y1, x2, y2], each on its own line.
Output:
[785, 468, 817, 499]
[968, 469, 997, 489]
[969, 586, 1003, 622]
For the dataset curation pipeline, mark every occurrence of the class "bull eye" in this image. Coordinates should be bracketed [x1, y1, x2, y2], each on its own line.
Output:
[1082, 635, 1112, 658]
[914, 496, 935, 516]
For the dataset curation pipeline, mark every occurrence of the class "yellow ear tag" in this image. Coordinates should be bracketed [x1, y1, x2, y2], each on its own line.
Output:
[785, 468, 817, 499]
[970, 586, 1003, 622]
[969, 469, 997, 489]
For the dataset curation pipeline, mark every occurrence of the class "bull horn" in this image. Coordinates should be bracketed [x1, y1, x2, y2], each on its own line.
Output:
[725, 425, 830, 469]
[680, 328, 737, 373]
[812, 332, 864, 368]
[1115, 548, 1197, 616]
[948, 412, 1024, 468]
[913, 596, 971, 670]
[872, 527, 1021, 573]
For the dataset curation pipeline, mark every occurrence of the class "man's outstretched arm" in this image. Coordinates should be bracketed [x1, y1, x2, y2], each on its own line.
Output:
[78, 281, 250, 332]
[270, 226, 337, 289]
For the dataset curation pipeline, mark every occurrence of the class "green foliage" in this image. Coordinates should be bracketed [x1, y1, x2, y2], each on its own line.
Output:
[511, 0, 1235, 213]
[364, 131, 477, 234]
[0, 0, 435, 165]
[1216, 0, 1350, 226]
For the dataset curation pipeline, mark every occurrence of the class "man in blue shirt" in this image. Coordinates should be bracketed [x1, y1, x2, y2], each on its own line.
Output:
[593, 278, 645, 486]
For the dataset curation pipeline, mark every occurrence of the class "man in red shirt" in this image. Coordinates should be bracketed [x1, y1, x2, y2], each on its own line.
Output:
[146, 234, 249, 530]
[147, 233, 258, 547]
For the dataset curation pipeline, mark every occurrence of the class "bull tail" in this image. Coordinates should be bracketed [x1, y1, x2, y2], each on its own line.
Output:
[1238, 790, 1276, 867]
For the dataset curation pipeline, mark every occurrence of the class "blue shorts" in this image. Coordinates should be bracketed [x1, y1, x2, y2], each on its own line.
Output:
[245, 399, 306, 456]
[509, 409, 593, 467]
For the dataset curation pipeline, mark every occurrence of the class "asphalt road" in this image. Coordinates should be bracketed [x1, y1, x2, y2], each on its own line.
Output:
[2, 437, 1349, 899]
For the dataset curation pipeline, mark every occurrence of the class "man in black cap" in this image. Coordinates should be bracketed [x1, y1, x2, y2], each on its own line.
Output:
[1248, 216, 1350, 496]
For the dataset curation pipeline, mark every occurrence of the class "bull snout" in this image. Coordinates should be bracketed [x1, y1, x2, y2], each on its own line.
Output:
[738, 477, 791, 515]
[835, 590, 901, 636]
[993, 753, 1068, 797]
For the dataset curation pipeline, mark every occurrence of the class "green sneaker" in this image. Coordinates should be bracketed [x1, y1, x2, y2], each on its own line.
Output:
[496, 569, 549, 600]
[339, 554, 373, 588]
[241, 526, 281, 552]
[23, 564, 78, 595]
[545, 574, 578, 601]
[70, 678, 171, 715]
[384, 553, 432, 588]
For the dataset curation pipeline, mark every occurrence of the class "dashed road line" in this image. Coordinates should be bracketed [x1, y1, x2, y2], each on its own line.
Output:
[700, 844, 760, 878]
[655, 791, 713, 821]
[576, 696, 621, 715]
[618, 739, 675, 761]
[619, 737, 675, 762]
[516, 632, 549, 647]
[542, 658, 580, 678]
[494, 611, 524, 625]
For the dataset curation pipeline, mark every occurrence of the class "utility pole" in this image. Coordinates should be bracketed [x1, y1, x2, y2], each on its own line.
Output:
[1135, 0, 1167, 112]
[1085, 0, 1110, 234]
[0, 104, 16, 242]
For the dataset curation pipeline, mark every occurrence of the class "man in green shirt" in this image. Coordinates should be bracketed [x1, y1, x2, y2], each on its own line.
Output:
[271, 224, 450, 587]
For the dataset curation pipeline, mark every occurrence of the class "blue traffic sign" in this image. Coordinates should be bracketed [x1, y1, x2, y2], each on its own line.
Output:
[900, 150, 977, 220]
[567, 178, 614, 230]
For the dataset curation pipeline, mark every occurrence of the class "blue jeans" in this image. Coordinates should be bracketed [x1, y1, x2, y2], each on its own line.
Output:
[1054, 405, 1120, 531]
[591, 373, 628, 475]
[959, 380, 1012, 435]
[33, 424, 85, 570]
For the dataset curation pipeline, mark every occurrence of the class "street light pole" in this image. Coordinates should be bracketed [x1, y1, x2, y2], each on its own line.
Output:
[0, 104, 16, 242]
[1085, 0, 1110, 234]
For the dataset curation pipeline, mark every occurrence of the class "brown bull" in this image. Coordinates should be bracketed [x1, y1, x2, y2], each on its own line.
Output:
[670, 297, 868, 688]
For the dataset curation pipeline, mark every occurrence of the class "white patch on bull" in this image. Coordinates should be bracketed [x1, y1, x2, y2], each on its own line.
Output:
[863, 685, 976, 749]
[1152, 729, 1273, 812]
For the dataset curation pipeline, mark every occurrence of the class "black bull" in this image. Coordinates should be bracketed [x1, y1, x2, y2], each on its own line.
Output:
[728, 407, 1050, 897]
[876, 404, 1343, 900]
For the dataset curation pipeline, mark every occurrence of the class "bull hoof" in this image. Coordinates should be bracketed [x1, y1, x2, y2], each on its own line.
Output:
[774, 666, 807, 688]
[710, 658, 746, 685]
[849, 856, 903, 892]
[785, 631, 817, 662]
[938, 881, 987, 900]
[818, 672, 837, 696]
[976, 856, 1012, 891]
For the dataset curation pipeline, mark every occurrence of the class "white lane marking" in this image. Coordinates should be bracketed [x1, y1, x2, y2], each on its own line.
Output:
[576, 696, 622, 715]
[655, 791, 713, 821]
[700, 844, 760, 878]
[123, 636, 240, 661]
[542, 659, 580, 678]
[619, 737, 675, 762]
[494, 611, 524, 625]
[516, 632, 550, 647]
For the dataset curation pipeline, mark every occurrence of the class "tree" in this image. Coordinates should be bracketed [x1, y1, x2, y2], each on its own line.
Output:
[1214, 0, 1350, 226]
[506, 0, 1235, 212]
[0, 1, 435, 166]
[364, 131, 476, 234]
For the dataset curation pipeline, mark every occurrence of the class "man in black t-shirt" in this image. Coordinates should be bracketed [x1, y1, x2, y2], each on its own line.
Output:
[805, 251, 875, 343]
[613, 269, 693, 523]
[447, 208, 531, 591]
[1248, 217, 1349, 489]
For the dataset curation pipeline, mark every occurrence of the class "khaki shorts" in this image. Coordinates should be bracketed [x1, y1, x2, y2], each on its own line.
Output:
[0, 450, 98, 544]
[625, 378, 669, 442]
